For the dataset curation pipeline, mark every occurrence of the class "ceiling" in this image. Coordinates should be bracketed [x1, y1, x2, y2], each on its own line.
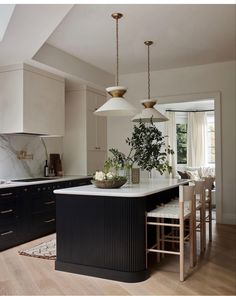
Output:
[47, 4, 236, 75]
[0, 4, 73, 66]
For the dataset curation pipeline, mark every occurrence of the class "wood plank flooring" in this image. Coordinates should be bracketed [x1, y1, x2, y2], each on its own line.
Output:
[0, 222, 235, 295]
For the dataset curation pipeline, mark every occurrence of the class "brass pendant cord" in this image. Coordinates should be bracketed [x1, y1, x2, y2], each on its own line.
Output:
[116, 17, 119, 86]
[147, 43, 150, 100]
[144, 41, 153, 101]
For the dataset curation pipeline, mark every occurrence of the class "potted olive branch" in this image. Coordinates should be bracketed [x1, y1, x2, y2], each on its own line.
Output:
[108, 119, 174, 175]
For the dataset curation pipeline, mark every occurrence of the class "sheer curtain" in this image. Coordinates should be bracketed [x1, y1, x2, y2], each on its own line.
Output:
[165, 111, 177, 178]
[187, 112, 207, 167]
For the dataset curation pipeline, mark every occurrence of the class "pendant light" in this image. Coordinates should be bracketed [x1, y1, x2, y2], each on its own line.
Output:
[132, 41, 168, 122]
[94, 13, 136, 117]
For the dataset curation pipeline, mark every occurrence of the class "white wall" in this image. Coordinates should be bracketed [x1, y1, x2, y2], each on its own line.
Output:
[108, 60, 236, 225]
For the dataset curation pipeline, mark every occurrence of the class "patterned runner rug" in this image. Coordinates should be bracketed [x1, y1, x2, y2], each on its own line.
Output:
[19, 239, 56, 260]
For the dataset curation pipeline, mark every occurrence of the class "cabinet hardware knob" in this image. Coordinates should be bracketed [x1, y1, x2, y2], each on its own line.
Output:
[0, 192, 13, 197]
[1, 230, 13, 236]
[44, 218, 55, 223]
[1, 209, 13, 214]
[44, 201, 55, 205]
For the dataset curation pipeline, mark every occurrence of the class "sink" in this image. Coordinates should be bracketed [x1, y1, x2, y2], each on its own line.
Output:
[12, 177, 58, 182]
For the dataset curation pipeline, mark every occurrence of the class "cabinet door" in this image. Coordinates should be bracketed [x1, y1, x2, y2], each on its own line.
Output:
[97, 117, 107, 151]
[87, 151, 107, 175]
[87, 93, 107, 152]
[96, 94, 107, 151]
[87, 109, 97, 151]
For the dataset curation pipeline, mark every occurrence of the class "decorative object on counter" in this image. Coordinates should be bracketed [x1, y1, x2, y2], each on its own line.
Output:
[105, 148, 134, 184]
[131, 168, 140, 184]
[92, 171, 127, 189]
[132, 41, 168, 123]
[19, 238, 56, 260]
[94, 13, 136, 117]
[17, 150, 33, 160]
[44, 160, 49, 177]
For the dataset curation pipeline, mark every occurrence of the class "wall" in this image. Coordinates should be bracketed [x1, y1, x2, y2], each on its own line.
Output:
[108, 60, 236, 225]
[0, 134, 63, 180]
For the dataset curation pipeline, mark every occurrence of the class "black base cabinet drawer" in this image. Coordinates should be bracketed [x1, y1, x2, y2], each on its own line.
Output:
[31, 211, 56, 238]
[0, 224, 17, 251]
[0, 178, 91, 251]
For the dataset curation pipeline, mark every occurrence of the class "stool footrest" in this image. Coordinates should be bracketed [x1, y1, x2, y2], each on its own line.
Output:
[148, 249, 180, 255]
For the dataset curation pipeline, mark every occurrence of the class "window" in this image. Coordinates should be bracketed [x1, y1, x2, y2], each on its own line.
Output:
[207, 115, 215, 164]
[176, 123, 187, 164]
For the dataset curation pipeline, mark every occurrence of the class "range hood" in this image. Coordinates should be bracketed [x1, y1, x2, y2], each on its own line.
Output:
[0, 63, 65, 136]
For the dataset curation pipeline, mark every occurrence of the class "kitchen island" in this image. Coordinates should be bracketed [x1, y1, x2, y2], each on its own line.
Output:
[54, 178, 189, 282]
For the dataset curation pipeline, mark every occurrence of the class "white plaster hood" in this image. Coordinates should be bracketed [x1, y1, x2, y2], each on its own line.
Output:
[0, 63, 65, 136]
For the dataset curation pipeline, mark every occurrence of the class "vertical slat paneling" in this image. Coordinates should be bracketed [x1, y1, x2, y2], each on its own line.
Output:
[104, 197, 146, 272]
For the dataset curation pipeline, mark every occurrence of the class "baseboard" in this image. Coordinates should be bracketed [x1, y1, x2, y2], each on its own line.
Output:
[222, 213, 236, 225]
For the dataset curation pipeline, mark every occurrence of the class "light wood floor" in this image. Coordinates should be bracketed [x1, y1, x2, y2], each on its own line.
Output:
[0, 222, 235, 295]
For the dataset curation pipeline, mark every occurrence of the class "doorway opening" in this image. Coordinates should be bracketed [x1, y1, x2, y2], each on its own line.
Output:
[157, 91, 222, 223]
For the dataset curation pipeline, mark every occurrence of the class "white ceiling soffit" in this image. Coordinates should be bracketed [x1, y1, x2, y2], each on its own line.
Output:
[47, 4, 236, 74]
[0, 5, 15, 42]
[0, 4, 73, 66]
[161, 100, 215, 111]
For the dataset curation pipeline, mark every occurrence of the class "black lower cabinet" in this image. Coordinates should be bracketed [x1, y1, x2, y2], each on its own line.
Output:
[0, 178, 91, 251]
[56, 194, 148, 283]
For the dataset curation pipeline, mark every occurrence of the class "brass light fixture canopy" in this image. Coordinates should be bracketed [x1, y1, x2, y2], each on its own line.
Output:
[111, 12, 123, 19]
[132, 40, 168, 123]
[144, 40, 153, 46]
[95, 12, 136, 117]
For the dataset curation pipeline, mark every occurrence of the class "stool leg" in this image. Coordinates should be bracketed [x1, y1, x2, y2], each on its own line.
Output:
[200, 206, 204, 253]
[157, 218, 160, 263]
[202, 196, 206, 251]
[180, 217, 184, 281]
[191, 211, 197, 267]
[161, 218, 165, 259]
[208, 191, 212, 242]
[145, 214, 148, 268]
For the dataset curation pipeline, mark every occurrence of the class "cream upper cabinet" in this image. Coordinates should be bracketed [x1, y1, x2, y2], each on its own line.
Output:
[63, 86, 107, 176]
[0, 64, 65, 136]
[87, 91, 107, 152]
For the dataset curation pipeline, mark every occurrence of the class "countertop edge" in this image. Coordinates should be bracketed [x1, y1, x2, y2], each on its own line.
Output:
[0, 176, 91, 189]
[54, 179, 189, 198]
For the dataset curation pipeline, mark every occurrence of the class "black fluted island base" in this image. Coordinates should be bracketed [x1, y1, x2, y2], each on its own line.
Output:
[54, 179, 187, 282]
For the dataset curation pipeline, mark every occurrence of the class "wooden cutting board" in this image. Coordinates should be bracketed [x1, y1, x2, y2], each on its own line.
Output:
[49, 154, 62, 176]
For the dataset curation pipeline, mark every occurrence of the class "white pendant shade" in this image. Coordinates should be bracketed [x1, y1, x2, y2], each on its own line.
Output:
[132, 99, 168, 122]
[94, 97, 137, 117]
[132, 106, 169, 122]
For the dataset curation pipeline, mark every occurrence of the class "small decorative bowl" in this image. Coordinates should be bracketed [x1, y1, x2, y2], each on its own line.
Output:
[92, 178, 127, 189]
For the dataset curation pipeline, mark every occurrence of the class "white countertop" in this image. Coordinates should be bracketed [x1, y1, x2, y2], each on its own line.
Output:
[0, 175, 90, 189]
[54, 178, 189, 198]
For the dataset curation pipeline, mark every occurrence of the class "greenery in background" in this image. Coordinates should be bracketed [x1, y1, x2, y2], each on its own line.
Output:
[176, 123, 187, 164]
[107, 119, 174, 175]
[126, 119, 174, 174]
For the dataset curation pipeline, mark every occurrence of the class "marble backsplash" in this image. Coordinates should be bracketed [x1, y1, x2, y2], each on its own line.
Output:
[0, 134, 63, 180]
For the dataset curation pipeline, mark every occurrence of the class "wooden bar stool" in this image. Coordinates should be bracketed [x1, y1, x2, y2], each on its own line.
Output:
[146, 183, 196, 282]
[204, 177, 215, 242]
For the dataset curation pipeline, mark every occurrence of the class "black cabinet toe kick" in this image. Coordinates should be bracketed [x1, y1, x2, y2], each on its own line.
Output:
[55, 260, 149, 283]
